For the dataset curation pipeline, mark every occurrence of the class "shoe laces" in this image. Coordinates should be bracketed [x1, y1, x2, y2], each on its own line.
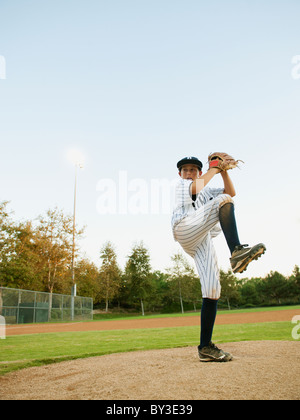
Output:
[209, 342, 220, 350]
[235, 244, 249, 250]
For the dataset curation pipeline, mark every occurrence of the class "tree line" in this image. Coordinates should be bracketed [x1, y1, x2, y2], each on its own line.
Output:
[0, 201, 299, 313]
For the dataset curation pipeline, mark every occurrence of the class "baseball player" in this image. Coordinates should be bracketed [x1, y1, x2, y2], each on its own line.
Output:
[171, 155, 266, 362]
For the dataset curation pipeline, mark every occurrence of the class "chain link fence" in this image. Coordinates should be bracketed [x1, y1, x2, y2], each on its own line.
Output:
[0, 287, 93, 324]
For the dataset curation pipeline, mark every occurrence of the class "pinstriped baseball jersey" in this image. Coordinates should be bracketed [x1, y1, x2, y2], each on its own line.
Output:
[172, 178, 233, 299]
[171, 179, 224, 232]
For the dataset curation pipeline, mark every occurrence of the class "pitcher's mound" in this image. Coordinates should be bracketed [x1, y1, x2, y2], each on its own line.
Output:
[1, 341, 299, 400]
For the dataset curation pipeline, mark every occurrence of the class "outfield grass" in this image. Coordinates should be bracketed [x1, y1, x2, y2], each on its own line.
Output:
[92, 305, 300, 321]
[0, 320, 296, 376]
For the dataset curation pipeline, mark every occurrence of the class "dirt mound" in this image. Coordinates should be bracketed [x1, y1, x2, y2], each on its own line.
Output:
[1, 341, 299, 400]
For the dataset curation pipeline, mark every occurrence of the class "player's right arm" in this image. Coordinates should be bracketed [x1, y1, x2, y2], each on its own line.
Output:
[190, 168, 220, 195]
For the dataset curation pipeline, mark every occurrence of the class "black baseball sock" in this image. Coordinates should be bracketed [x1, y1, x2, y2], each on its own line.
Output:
[219, 202, 241, 254]
[199, 298, 218, 349]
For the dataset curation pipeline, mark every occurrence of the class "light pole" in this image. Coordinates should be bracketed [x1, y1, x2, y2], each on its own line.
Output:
[70, 155, 84, 320]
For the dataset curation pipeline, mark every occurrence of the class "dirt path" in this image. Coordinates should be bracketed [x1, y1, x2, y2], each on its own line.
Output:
[5, 309, 299, 336]
[1, 341, 299, 400]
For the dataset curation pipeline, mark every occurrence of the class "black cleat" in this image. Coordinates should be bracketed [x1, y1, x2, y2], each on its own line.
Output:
[230, 243, 266, 274]
[198, 342, 233, 362]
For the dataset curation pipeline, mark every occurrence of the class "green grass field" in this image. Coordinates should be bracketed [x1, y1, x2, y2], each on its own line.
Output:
[0, 306, 299, 376]
[92, 305, 300, 321]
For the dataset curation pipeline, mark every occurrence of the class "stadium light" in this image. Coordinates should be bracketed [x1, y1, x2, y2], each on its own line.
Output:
[69, 149, 84, 320]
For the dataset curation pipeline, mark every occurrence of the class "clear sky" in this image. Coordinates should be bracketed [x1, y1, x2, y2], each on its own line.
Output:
[0, 0, 300, 279]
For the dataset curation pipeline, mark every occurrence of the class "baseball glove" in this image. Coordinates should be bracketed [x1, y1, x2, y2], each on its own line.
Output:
[208, 152, 244, 171]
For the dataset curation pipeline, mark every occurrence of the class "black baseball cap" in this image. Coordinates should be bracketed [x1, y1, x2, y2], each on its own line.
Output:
[177, 156, 203, 171]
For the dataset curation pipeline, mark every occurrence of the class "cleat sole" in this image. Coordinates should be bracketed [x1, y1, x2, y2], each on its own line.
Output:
[233, 245, 266, 274]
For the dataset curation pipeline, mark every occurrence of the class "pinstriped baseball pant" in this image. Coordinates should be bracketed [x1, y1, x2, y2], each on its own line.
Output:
[173, 194, 234, 299]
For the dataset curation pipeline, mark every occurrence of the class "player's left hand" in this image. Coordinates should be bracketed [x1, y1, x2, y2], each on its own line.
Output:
[208, 152, 244, 171]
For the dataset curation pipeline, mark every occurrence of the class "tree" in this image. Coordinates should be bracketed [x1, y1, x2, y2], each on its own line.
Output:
[147, 270, 170, 312]
[288, 265, 300, 302]
[75, 258, 101, 302]
[0, 204, 85, 298]
[167, 252, 200, 313]
[0, 202, 42, 290]
[99, 242, 122, 312]
[219, 269, 240, 310]
[34, 208, 72, 293]
[0, 201, 17, 287]
[240, 278, 261, 306]
[257, 271, 290, 305]
[33, 208, 84, 318]
[125, 242, 153, 315]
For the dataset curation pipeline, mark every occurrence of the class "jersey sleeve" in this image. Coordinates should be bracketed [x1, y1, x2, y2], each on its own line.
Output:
[171, 179, 194, 230]
[174, 179, 193, 207]
[207, 187, 224, 197]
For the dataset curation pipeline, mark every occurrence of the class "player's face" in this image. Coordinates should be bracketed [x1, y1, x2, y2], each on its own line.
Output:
[179, 164, 201, 181]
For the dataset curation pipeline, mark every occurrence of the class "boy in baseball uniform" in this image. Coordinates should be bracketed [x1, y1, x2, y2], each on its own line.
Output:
[172, 156, 266, 362]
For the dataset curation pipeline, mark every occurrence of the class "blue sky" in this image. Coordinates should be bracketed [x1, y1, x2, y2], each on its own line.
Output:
[0, 0, 300, 278]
